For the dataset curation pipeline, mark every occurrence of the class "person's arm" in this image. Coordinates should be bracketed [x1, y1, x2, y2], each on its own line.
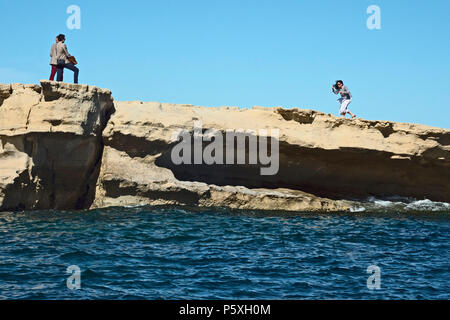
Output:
[50, 44, 55, 57]
[62, 44, 72, 58]
[332, 85, 339, 94]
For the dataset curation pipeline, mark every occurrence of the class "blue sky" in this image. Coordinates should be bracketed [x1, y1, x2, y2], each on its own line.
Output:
[1, 0, 449, 128]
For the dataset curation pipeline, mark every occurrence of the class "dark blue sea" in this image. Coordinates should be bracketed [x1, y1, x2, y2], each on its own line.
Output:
[0, 202, 449, 300]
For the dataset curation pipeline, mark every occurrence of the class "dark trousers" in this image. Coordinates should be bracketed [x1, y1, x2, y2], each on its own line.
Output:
[57, 63, 79, 84]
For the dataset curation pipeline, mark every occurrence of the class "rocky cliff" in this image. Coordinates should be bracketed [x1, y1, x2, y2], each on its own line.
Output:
[0, 81, 114, 211]
[1, 81, 449, 212]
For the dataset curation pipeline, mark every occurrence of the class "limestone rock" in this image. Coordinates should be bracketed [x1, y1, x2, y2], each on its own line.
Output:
[93, 100, 450, 211]
[0, 81, 114, 210]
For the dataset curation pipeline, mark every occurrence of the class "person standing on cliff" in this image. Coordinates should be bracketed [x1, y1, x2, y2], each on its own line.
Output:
[55, 34, 79, 84]
[332, 80, 356, 118]
[49, 36, 62, 81]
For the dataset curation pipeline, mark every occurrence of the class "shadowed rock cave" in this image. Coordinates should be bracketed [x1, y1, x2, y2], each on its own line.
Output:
[153, 132, 450, 202]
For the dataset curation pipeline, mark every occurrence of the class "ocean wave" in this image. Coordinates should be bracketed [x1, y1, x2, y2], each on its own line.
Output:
[350, 196, 450, 213]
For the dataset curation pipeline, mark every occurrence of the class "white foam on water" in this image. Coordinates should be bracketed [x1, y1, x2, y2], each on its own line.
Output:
[405, 199, 450, 212]
[349, 206, 366, 213]
[351, 196, 450, 213]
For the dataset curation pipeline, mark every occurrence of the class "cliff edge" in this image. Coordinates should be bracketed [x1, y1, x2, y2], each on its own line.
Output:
[0, 81, 114, 210]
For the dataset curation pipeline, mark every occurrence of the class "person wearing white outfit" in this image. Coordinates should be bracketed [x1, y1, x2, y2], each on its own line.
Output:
[332, 80, 356, 118]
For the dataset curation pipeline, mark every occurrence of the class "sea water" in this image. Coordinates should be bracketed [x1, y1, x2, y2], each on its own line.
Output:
[0, 203, 449, 299]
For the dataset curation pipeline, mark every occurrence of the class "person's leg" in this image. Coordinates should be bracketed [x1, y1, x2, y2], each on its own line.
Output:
[339, 98, 349, 117]
[64, 63, 79, 84]
[343, 99, 356, 118]
[56, 65, 64, 82]
[49, 65, 57, 81]
[337, 98, 345, 116]
[73, 66, 79, 84]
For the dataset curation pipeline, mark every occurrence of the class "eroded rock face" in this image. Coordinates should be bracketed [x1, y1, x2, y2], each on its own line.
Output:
[275, 108, 450, 202]
[93, 101, 450, 212]
[92, 101, 356, 211]
[0, 81, 114, 210]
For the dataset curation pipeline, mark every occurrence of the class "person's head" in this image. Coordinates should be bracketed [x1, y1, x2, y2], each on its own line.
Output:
[335, 80, 344, 89]
[57, 34, 66, 42]
[55, 36, 59, 43]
